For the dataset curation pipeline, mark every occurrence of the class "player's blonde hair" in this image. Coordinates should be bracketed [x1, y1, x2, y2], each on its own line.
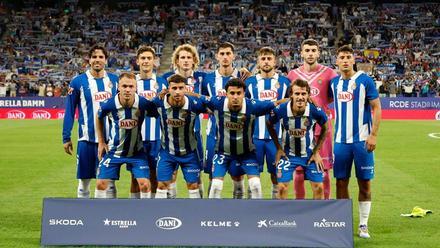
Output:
[171, 44, 200, 70]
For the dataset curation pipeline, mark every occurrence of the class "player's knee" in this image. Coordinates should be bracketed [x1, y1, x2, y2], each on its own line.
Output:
[211, 179, 224, 191]
[187, 182, 198, 190]
[311, 183, 324, 197]
[138, 179, 151, 192]
[277, 183, 288, 193]
[157, 181, 169, 190]
[96, 180, 108, 191]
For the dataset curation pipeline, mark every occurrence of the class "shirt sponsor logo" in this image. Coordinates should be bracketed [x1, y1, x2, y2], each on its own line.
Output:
[313, 218, 346, 228]
[119, 119, 138, 129]
[32, 110, 51, 119]
[288, 128, 306, 138]
[166, 118, 186, 127]
[103, 218, 136, 229]
[259, 90, 278, 101]
[310, 87, 320, 97]
[156, 217, 182, 230]
[139, 90, 157, 100]
[7, 110, 26, 119]
[200, 220, 240, 227]
[257, 219, 297, 228]
[337, 92, 353, 102]
[225, 121, 243, 130]
[49, 219, 84, 226]
[94, 91, 112, 102]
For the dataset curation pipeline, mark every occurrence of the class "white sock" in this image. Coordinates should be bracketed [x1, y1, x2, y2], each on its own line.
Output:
[233, 180, 244, 199]
[77, 179, 91, 198]
[359, 201, 371, 226]
[271, 184, 278, 199]
[94, 189, 107, 199]
[106, 180, 117, 198]
[167, 182, 177, 199]
[198, 181, 204, 198]
[151, 193, 156, 199]
[247, 185, 252, 199]
[209, 179, 223, 199]
[188, 189, 201, 199]
[140, 192, 151, 199]
[155, 189, 168, 199]
[130, 192, 140, 199]
[248, 177, 262, 199]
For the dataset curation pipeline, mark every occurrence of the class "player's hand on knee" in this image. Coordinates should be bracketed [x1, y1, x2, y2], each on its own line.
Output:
[97, 142, 108, 160]
[63, 141, 73, 155]
[275, 149, 288, 169]
[308, 153, 324, 172]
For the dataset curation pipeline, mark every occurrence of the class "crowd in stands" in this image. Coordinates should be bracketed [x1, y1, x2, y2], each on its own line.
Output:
[0, 1, 438, 98]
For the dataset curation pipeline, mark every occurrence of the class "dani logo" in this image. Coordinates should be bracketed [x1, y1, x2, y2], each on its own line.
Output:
[139, 90, 157, 100]
[216, 89, 226, 96]
[337, 91, 353, 102]
[94, 91, 112, 102]
[259, 90, 278, 101]
[166, 118, 185, 127]
[7, 110, 26, 119]
[119, 119, 138, 129]
[32, 110, 51, 119]
[225, 121, 243, 130]
[156, 217, 182, 230]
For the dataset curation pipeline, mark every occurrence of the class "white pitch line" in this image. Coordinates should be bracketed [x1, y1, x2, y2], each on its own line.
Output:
[428, 133, 440, 139]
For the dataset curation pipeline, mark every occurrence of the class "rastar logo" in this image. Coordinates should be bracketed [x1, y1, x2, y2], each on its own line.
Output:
[216, 89, 227, 96]
[313, 218, 346, 228]
[337, 92, 353, 102]
[94, 91, 112, 102]
[225, 121, 243, 130]
[310, 87, 320, 97]
[259, 90, 278, 101]
[156, 217, 182, 230]
[49, 219, 84, 226]
[57, 111, 65, 119]
[7, 110, 26, 119]
[166, 118, 185, 127]
[139, 90, 157, 100]
[288, 129, 306, 138]
[119, 119, 138, 129]
[32, 110, 51, 119]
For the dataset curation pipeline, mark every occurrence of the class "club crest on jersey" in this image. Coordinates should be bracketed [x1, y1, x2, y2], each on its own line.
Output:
[181, 110, 190, 119]
[225, 121, 244, 130]
[351, 83, 357, 90]
[337, 92, 354, 102]
[216, 89, 227, 96]
[139, 90, 157, 100]
[108, 82, 113, 88]
[167, 118, 186, 127]
[318, 79, 322, 84]
[94, 91, 112, 102]
[259, 90, 278, 101]
[275, 82, 280, 89]
[310, 87, 320, 97]
[288, 128, 306, 138]
[303, 118, 310, 127]
[119, 119, 138, 129]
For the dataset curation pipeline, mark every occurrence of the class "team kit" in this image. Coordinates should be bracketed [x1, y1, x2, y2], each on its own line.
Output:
[62, 40, 381, 238]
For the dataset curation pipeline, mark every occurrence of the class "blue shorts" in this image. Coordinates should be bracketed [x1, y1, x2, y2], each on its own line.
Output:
[204, 134, 216, 175]
[157, 149, 201, 183]
[212, 152, 259, 178]
[126, 140, 160, 173]
[97, 151, 150, 180]
[76, 141, 99, 179]
[333, 142, 374, 180]
[253, 138, 277, 174]
[277, 156, 323, 183]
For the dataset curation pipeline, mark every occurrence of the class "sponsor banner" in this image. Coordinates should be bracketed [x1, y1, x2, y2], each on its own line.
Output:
[0, 108, 66, 119]
[41, 198, 353, 247]
[380, 97, 440, 110]
[0, 97, 65, 108]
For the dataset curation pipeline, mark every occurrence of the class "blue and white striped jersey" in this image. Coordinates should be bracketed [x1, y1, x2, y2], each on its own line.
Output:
[330, 71, 379, 143]
[245, 73, 290, 139]
[136, 74, 168, 141]
[62, 70, 118, 143]
[269, 101, 328, 157]
[97, 94, 158, 157]
[203, 96, 276, 156]
[202, 69, 240, 137]
[153, 95, 207, 156]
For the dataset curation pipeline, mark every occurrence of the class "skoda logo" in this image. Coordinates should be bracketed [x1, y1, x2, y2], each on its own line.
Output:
[155, 217, 182, 230]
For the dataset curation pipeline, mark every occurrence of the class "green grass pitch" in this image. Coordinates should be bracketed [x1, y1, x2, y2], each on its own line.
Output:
[0, 119, 439, 247]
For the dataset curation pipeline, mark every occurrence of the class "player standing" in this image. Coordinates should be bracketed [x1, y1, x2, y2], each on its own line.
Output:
[95, 73, 158, 199]
[267, 79, 328, 200]
[330, 45, 382, 238]
[245, 47, 290, 199]
[287, 39, 338, 199]
[62, 45, 118, 198]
